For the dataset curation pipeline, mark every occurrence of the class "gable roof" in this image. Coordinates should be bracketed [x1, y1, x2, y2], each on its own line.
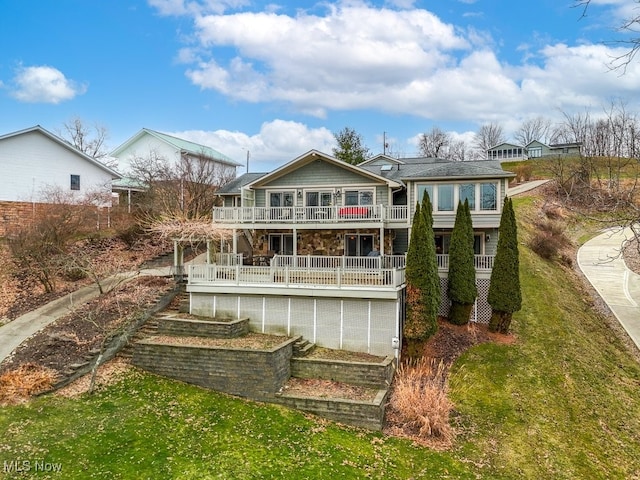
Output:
[0, 125, 122, 179]
[245, 150, 403, 190]
[110, 128, 241, 167]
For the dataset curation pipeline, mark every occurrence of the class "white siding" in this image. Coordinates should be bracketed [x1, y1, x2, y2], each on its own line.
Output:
[113, 136, 180, 175]
[0, 130, 115, 203]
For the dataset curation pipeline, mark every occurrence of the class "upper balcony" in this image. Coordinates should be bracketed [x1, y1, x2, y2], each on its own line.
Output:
[212, 205, 408, 228]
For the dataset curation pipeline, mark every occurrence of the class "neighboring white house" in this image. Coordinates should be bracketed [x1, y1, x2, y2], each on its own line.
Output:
[110, 128, 241, 178]
[0, 125, 121, 203]
[109, 128, 241, 213]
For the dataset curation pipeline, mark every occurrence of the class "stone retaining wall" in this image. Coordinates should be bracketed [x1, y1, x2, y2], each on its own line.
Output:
[133, 337, 296, 400]
[274, 389, 389, 430]
[291, 356, 396, 389]
[156, 316, 249, 338]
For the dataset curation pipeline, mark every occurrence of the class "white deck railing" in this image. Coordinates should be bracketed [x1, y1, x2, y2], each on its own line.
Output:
[436, 254, 494, 271]
[212, 253, 244, 265]
[188, 264, 406, 289]
[212, 205, 409, 224]
[271, 254, 407, 269]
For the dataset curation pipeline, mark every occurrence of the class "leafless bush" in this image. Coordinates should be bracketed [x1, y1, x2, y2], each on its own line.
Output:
[0, 364, 58, 405]
[513, 164, 534, 183]
[528, 218, 571, 261]
[387, 357, 454, 443]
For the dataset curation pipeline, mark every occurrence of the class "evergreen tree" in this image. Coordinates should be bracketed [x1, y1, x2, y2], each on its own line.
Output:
[331, 127, 371, 165]
[404, 202, 433, 357]
[420, 191, 440, 337]
[447, 199, 477, 325]
[488, 197, 521, 333]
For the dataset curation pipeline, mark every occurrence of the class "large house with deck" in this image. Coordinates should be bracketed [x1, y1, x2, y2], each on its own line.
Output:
[186, 150, 514, 357]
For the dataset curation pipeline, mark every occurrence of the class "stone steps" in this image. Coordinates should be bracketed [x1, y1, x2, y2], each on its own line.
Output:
[293, 338, 316, 357]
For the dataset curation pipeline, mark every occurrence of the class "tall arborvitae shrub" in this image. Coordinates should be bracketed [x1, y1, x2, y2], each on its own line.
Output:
[404, 202, 432, 357]
[447, 200, 477, 325]
[488, 197, 521, 333]
[420, 192, 440, 338]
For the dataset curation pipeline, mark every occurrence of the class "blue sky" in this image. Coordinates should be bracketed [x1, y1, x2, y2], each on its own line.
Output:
[1, 0, 639, 172]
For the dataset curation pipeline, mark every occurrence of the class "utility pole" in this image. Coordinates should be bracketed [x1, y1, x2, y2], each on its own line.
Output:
[246, 150, 250, 174]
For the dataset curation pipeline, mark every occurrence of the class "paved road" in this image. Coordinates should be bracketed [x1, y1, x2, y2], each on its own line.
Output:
[577, 227, 640, 349]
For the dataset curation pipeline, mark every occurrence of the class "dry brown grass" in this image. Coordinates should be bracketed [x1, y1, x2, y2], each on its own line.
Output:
[386, 357, 455, 446]
[0, 363, 58, 405]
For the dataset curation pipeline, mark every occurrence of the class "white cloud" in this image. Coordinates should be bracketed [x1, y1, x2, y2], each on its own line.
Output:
[10, 65, 86, 104]
[170, 119, 335, 171]
[149, 0, 248, 16]
[153, 1, 640, 134]
[184, 5, 468, 116]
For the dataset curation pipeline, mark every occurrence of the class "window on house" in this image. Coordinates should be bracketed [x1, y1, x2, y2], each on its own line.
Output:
[480, 182, 498, 211]
[459, 183, 475, 209]
[344, 189, 373, 206]
[417, 185, 433, 205]
[306, 191, 332, 206]
[70, 174, 80, 191]
[269, 191, 294, 207]
[529, 147, 542, 158]
[437, 184, 454, 211]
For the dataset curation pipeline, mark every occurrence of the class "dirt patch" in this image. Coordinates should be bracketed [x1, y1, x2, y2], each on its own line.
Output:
[0, 276, 173, 378]
[282, 377, 379, 401]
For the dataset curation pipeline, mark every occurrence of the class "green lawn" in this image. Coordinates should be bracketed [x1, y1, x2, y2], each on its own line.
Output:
[2, 195, 640, 478]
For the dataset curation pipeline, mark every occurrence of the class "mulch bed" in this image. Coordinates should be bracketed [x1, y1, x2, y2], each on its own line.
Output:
[421, 318, 516, 366]
[281, 377, 379, 401]
[149, 332, 291, 350]
[306, 347, 387, 363]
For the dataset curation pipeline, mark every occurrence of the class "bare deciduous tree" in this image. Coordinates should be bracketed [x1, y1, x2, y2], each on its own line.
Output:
[514, 117, 552, 146]
[58, 117, 113, 165]
[129, 149, 236, 221]
[473, 123, 506, 159]
[574, 0, 640, 70]
[418, 127, 450, 158]
[7, 187, 103, 293]
[418, 127, 469, 161]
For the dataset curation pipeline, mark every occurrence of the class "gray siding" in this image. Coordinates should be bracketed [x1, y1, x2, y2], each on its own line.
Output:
[265, 159, 381, 187]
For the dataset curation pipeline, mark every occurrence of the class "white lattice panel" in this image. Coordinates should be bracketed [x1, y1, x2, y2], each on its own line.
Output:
[315, 299, 342, 349]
